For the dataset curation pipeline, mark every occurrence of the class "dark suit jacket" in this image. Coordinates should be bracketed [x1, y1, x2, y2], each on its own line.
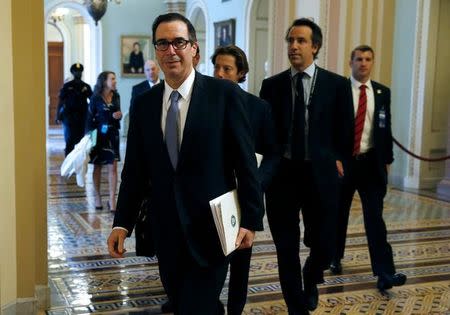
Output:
[343, 79, 394, 181]
[114, 72, 264, 267]
[130, 79, 156, 257]
[130, 80, 152, 109]
[260, 67, 350, 192]
[260, 66, 351, 263]
[242, 91, 279, 191]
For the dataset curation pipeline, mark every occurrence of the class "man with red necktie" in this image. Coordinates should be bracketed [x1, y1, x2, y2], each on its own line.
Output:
[330, 45, 407, 291]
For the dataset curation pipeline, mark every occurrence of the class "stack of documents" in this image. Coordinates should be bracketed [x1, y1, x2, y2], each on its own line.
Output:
[209, 189, 241, 256]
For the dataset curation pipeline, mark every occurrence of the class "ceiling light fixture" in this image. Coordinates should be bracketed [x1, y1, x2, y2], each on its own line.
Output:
[84, 0, 121, 26]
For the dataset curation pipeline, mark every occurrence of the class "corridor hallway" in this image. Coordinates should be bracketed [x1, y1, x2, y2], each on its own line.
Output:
[46, 127, 450, 314]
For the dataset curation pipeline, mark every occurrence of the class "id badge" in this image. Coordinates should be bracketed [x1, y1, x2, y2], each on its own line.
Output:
[101, 124, 108, 134]
[379, 109, 386, 128]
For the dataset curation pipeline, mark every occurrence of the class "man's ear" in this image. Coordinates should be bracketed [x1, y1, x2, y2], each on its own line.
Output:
[192, 42, 198, 56]
[312, 44, 319, 56]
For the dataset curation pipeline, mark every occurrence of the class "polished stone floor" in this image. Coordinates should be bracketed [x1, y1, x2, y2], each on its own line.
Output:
[46, 127, 450, 314]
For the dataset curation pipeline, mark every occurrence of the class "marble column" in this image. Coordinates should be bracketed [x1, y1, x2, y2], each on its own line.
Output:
[437, 110, 450, 197]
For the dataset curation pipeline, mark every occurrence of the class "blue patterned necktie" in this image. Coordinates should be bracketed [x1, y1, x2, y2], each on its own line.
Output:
[166, 91, 181, 169]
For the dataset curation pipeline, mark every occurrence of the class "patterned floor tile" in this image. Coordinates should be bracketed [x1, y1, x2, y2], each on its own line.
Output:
[46, 127, 450, 314]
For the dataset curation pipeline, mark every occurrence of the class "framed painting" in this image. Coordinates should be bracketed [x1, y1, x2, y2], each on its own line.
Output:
[214, 19, 235, 48]
[121, 35, 152, 77]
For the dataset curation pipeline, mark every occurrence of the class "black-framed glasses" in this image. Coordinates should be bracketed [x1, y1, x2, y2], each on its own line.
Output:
[154, 38, 191, 51]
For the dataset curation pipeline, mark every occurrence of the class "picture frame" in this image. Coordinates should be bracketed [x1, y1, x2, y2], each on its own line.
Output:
[121, 35, 152, 77]
[214, 19, 236, 48]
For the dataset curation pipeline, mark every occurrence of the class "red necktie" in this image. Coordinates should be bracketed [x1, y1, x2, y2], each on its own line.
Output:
[353, 85, 367, 156]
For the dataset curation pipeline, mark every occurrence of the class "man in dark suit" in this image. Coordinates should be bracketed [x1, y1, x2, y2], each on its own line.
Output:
[107, 13, 264, 315]
[259, 18, 350, 314]
[130, 59, 160, 108]
[212, 45, 279, 315]
[330, 45, 407, 291]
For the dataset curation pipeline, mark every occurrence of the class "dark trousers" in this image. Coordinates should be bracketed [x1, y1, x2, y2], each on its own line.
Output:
[265, 159, 323, 313]
[227, 247, 252, 315]
[62, 122, 84, 156]
[154, 203, 228, 315]
[334, 152, 395, 276]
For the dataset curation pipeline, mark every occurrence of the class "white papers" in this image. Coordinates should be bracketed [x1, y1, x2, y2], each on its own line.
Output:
[60, 129, 97, 187]
[255, 153, 263, 168]
[209, 189, 241, 256]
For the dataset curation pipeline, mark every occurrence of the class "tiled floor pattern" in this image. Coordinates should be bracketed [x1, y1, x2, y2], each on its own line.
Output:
[46, 127, 450, 314]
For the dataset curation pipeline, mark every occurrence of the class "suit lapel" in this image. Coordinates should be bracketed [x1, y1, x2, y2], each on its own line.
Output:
[372, 81, 383, 129]
[143, 83, 167, 156]
[308, 67, 324, 117]
[280, 70, 294, 131]
[372, 82, 383, 112]
[151, 83, 179, 172]
[177, 72, 204, 170]
[348, 78, 355, 126]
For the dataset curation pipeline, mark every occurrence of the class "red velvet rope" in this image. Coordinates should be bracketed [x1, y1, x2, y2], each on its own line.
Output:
[393, 137, 450, 162]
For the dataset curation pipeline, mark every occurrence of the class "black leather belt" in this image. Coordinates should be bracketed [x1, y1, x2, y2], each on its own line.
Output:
[353, 149, 374, 161]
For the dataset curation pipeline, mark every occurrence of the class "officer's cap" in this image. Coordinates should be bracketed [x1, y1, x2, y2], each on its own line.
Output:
[70, 63, 84, 73]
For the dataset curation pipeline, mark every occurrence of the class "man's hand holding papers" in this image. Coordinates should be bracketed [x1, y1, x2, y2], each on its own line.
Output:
[235, 227, 255, 249]
[210, 189, 255, 255]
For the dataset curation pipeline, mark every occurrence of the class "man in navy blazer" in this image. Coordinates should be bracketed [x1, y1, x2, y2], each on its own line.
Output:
[260, 18, 350, 314]
[330, 45, 406, 291]
[212, 45, 279, 315]
[130, 59, 161, 109]
[107, 13, 264, 315]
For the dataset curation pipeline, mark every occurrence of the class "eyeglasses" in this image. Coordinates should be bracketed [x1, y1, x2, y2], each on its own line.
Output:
[154, 38, 191, 51]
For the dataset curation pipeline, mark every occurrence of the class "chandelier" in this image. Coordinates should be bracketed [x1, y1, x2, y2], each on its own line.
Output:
[84, 0, 121, 26]
[49, 7, 69, 23]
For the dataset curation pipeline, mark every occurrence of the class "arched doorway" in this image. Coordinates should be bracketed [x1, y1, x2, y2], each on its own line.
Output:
[44, 0, 102, 129]
[46, 22, 64, 126]
[187, 0, 209, 74]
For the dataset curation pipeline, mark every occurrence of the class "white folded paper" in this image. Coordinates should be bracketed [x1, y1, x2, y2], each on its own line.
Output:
[255, 153, 263, 168]
[209, 189, 241, 256]
[60, 129, 97, 187]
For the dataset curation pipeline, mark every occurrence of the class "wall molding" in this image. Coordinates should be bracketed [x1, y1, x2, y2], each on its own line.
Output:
[2, 298, 37, 315]
[318, 0, 329, 69]
[1, 284, 49, 314]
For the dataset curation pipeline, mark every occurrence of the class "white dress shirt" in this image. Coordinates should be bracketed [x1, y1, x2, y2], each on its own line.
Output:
[148, 78, 161, 88]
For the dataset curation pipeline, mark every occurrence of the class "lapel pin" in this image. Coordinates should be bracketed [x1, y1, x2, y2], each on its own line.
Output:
[377, 89, 382, 94]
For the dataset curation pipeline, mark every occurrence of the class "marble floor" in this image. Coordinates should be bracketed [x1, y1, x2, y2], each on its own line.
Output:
[46, 127, 450, 314]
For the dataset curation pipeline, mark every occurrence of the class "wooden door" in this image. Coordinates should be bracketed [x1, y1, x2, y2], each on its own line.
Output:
[48, 42, 64, 125]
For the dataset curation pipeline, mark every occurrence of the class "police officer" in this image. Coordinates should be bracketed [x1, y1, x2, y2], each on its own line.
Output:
[56, 63, 93, 156]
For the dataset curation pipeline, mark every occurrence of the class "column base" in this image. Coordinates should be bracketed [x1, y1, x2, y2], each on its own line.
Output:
[437, 179, 450, 197]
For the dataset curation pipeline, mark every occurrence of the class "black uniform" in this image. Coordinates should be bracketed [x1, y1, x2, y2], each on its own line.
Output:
[129, 51, 144, 73]
[57, 79, 92, 156]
